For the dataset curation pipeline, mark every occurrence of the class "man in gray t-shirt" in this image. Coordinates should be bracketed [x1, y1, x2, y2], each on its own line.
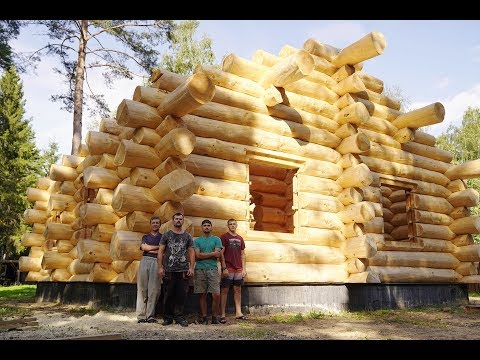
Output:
[158, 213, 194, 327]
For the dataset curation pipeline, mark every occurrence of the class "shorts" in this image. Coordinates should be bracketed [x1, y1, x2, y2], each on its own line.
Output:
[221, 268, 244, 287]
[194, 269, 220, 294]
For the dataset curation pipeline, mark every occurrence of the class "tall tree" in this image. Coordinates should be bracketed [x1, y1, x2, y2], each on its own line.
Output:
[25, 20, 175, 155]
[437, 107, 480, 242]
[0, 66, 43, 258]
[0, 20, 22, 71]
[160, 20, 215, 75]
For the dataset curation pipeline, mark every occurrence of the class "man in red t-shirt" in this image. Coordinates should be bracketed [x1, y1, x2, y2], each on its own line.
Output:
[219, 219, 247, 323]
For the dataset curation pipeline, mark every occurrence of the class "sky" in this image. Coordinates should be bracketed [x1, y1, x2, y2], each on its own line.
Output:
[10, 20, 480, 156]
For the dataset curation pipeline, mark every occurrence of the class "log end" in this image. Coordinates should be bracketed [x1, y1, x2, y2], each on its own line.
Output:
[434, 102, 446, 121]
[188, 72, 216, 104]
[371, 32, 387, 55]
[116, 99, 129, 126]
[296, 50, 315, 76]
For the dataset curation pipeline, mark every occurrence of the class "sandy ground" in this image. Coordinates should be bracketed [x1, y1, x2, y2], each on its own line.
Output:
[1, 297, 480, 341]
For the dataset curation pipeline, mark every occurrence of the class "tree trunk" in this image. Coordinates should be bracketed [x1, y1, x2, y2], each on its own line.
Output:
[71, 20, 88, 155]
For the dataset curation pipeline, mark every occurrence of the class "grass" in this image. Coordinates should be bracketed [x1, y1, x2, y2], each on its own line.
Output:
[0, 284, 36, 301]
[0, 305, 33, 317]
[232, 325, 278, 339]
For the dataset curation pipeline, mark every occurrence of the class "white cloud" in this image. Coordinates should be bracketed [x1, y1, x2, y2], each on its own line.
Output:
[436, 77, 449, 89]
[426, 84, 480, 136]
[306, 22, 367, 49]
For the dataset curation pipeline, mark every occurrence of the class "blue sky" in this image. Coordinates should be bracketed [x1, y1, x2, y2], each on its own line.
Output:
[11, 20, 480, 156]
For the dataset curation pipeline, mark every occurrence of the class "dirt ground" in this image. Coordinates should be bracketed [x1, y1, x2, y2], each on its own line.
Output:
[1, 296, 480, 342]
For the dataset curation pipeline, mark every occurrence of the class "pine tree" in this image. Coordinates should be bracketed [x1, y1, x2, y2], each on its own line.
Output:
[0, 66, 42, 258]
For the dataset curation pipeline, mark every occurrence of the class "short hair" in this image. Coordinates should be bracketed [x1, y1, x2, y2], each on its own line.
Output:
[201, 219, 212, 226]
[150, 216, 161, 224]
[172, 212, 184, 220]
[227, 219, 236, 224]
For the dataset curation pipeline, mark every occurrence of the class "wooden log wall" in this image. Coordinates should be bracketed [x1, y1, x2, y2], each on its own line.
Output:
[19, 32, 480, 285]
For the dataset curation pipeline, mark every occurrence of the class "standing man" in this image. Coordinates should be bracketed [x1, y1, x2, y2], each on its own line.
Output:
[157, 213, 195, 327]
[136, 216, 163, 323]
[193, 219, 223, 325]
[219, 219, 247, 323]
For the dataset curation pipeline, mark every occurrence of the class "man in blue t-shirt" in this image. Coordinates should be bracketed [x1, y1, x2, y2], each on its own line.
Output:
[193, 219, 223, 325]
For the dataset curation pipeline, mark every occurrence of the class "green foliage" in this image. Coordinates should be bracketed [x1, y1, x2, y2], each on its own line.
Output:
[0, 284, 36, 300]
[0, 21, 21, 71]
[160, 20, 215, 76]
[0, 66, 44, 257]
[38, 140, 60, 177]
[437, 107, 480, 240]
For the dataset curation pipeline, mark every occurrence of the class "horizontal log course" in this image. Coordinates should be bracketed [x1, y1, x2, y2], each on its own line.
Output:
[280, 44, 337, 75]
[358, 128, 401, 150]
[83, 166, 121, 190]
[77, 239, 112, 263]
[62, 154, 84, 168]
[460, 275, 480, 283]
[253, 222, 288, 232]
[391, 213, 407, 227]
[373, 172, 451, 199]
[183, 114, 341, 162]
[85, 131, 120, 155]
[116, 99, 162, 129]
[19, 256, 42, 272]
[333, 73, 366, 97]
[68, 274, 88, 282]
[335, 123, 357, 140]
[336, 133, 370, 155]
[26, 271, 51, 282]
[258, 49, 314, 88]
[156, 72, 215, 118]
[354, 88, 401, 111]
[249, 161, 287, 180]
[195, 175, 249, 201]
[33, 201, 47, 211]
[337, 188, 363, 206]
[111, 184, 160, 214]
[412, 209, 452, 226]
[338, 202, 376, 224]
[359, 186, 382, 202]
[92, 224, 115, 243]
[393, 127, 415, 144]
[453, 244, 480, 262]
[411, 193, 453, 214]
[298, 209, 345, 230]
[154, 201, 183, 223]
[51, 269, 72, 282]
[389, 189, 407, 203]
[336, 163, 373, 189]
[250, 174, 287, 194]
[392, 103, 445, 129]
[47, 194, 76, 214]
[80, 203, 120, 226]
[23, 209, 48, 224]
[367, 266, 462, 282]
[244, 240, 345, 264]
[76, 155, 102, 174]
[449, 216, 480, 235]
[126, 211, 152, 234]
[99, 118, 135, 139]
[193, 136, 247, 164]
[87, 263, 118, 283]
[401, 141, 453, 163]
[455, 262, 478, 276]
[183, 193, 249, 221]
[245, 262, 348, 283]
[452, 234, 474, 247]
[44, 223, 74, 240]
[109, 230, 143, 262]
[367, 251, 460, 269]
[447, 179, 467, 193]
[114, 139, 161, 169]
[50, 164, 78, 182]
[415, 223, 455, 240]
[132, 126, 161, 147]
[37, 177, 55, 190]
[27, 188, 50, 202]
[444, 159, 480, 181]
[28, 247, 44, 258]
[41, 251, 73, 270]
[129, 168, 159, 188]
[365, 142, 450, 173]
[93, 189, 113, 205]
[253, 206, 286, 225]
[59, 181, 76, 196]
[184, 153, 246, 182]
[450, 207, 470, 220]
[297, 192, 344, 212]
[362, 217, 384, 234]
[67, 259, 95, 275]
[360, 156, 449, 186]
[341, 235, 377, 259]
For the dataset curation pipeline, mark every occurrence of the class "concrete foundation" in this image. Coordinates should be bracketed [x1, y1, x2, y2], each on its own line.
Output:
[35, 282, 469, 314]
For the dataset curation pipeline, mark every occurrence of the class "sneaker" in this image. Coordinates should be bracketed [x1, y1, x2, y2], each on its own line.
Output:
[176, 319, 189, 327]
[211, 316, 220, 325]
[147, 318, 158, 323]
[162, 319, 173, 326]
[137, 319, 147, 323]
